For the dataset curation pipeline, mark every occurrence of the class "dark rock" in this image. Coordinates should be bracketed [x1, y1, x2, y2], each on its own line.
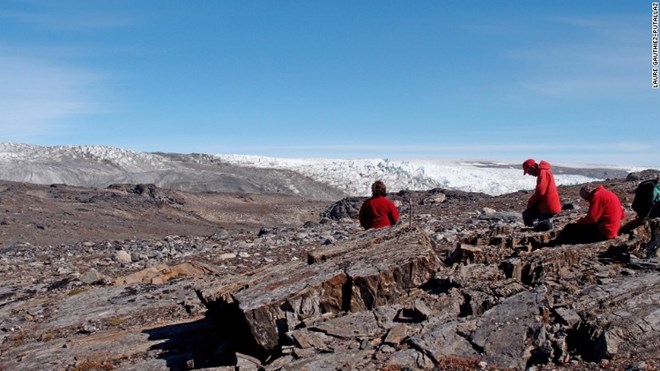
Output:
[320, 197, 363, 221]
[311, 311, 380, 340]
[420, 193, 446, 205]
[411, 298, 434, 321]
[257, 227, 271, 237]
[382, 323, 410, 345]
[269, 350, 373, 370]
[470, 286, 550, 369]
[408, 319, 479, 362]
[79, 269, 107, 285]
[302, 221, 317, 229]
[478, 211, 521, 222]
[500, 258, 522, 281]
[209, 229, 230, 241]
[384, 348, 435, 369]
[570, 272, 660, 361]
[554, 307, 581, 327]
[288, 329, 333, 352]
[534, 219, 554, 232]
[626, 169, 660, 182]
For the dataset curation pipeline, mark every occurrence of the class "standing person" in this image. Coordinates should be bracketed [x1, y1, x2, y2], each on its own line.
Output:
[522, 159, 562, 228]
[359, 180, 400, 230]
[551, 184, 625, 245]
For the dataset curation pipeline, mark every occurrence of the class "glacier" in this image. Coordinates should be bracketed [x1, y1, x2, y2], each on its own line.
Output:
[214, 155, 600, 196]
[0, 142, 626, 199]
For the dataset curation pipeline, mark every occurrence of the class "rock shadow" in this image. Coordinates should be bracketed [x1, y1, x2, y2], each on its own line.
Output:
[143, 316, 236, 370]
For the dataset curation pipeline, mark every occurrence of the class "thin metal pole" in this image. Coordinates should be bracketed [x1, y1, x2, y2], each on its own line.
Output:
[408, 196, 413, 229]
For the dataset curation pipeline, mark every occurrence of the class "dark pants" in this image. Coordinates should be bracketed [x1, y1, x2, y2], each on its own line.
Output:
[522, 208, 553, 227]
[550, 223, 607, 246]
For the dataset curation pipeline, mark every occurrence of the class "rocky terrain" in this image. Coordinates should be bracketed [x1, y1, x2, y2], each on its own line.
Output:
[0, 170, 658, 370]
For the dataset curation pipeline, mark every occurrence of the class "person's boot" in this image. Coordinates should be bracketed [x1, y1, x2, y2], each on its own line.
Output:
[534, 219, 554, 232]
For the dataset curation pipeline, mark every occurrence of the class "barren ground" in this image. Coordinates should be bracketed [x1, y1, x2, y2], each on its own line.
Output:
[0, 176, 657, 370]
[0, 181, 329, 247]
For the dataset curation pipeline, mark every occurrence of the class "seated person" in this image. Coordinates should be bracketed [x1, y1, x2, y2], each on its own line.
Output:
[551, 184, 625, 245]
[359, 180, 399, 230]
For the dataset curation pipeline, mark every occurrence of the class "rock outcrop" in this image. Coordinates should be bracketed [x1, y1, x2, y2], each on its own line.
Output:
[197, 228, 439, 358]
[192, 217, 660, 369]
[0, 178, 658, 370]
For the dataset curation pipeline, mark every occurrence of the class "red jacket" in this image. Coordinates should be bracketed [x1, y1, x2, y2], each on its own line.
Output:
[528, 161, 562, 215]
[359, 196, 400, 230]
[578, 186, 625, 239]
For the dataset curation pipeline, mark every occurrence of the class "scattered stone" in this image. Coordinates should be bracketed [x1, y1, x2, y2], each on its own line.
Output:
[411, 298, 434, 321]
[421, 193, 447, 205]
[383, 323, 409, 345]
[79, 269, 107, 285]
[114, 262, 219, 285]
[312, 311, 380, 340]
[322, 237, 334, 245]
[320, 197, 363, 221]
[478, 211, 522, 222]
[218, 252, 237, 260]
[555, 307, 581, 327]
[114, 250, 132, 264]
[210, 229, 230, 241]
[289, 329, 333, 352]
[482, 207, 497, 214]
[236, 352, 261, 370]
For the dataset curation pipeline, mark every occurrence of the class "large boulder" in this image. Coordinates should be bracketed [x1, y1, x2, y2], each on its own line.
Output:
[197, 228, 440, 359]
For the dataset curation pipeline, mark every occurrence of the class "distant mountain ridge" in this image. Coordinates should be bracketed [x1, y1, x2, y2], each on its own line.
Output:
[0, 143, 346, 200]
[0, 142, 625, 200]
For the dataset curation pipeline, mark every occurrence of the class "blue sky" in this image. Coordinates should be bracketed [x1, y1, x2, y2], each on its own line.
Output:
[1, 1, 658, 167]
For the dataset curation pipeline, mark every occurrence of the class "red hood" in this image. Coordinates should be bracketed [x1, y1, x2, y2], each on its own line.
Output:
[538, 160, 552, 171]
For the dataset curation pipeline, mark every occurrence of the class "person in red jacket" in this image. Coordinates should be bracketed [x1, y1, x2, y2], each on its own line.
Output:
[551, 184, 625, 245]
[359, 180, 399, 230]
[522, 159, 562, 228]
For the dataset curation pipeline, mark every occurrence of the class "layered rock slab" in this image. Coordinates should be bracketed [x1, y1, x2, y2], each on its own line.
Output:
[197, 228, 440, 358]
[469, 286, 551, 369]
[0, 280, 208, 370]
[408, 319, 479, 362]
[570, 272, 660, 361]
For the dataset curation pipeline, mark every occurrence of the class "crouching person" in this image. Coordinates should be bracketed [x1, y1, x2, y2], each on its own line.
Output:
[359, 181, 400, 230]
[521, 159, 562, 229]
[552, 184, 625, 245]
